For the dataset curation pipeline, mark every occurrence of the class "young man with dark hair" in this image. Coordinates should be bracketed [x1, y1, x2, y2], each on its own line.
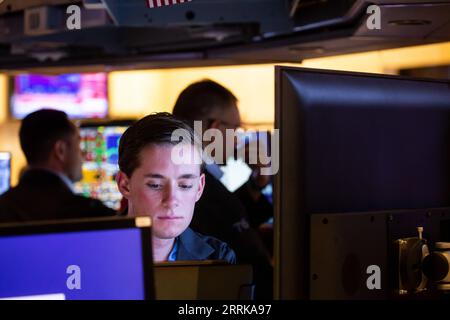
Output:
[0, 109, 116, 223]
[173, 79, 273, 299]
[116, 112, 236, 263]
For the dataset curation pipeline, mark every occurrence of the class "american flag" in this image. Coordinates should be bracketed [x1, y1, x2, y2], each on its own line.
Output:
[147, 0, 193, 9]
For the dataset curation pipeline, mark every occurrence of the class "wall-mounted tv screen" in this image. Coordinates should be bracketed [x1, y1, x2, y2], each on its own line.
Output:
[0, 152, 11, 196]
[75, 121, 134, 211]
[10, 73, 108, 119]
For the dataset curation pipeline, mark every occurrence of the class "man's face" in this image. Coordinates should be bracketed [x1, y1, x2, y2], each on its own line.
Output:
[64, 127, 83, 182]
[210, 103, 241, 134]
[118, 144, 205, 240]
[208, 104, 241, 164]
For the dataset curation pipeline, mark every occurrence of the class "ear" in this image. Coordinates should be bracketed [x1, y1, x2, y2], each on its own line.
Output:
[116, 171, 131, 199]
[53, 139, 68, 162]
[195, 173, 206, 202]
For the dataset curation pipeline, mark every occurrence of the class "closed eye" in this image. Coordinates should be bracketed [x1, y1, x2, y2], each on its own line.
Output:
[146, 183, 163, 190]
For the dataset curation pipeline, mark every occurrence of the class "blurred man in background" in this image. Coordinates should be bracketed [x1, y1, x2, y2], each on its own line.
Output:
[0, 109, 116, 223]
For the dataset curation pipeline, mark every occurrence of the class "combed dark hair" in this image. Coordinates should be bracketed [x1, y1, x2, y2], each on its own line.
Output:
[172, 79, 237, 126]
[19, 109, 76, 165]
[118, 112, 202, 177]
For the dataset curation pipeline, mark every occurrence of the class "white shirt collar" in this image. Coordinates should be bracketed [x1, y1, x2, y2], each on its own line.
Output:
[56, 172, 76, 193]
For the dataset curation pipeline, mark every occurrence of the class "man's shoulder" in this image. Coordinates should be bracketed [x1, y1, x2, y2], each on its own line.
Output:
[201, 233, 237, 263]
[69, 194, 118, 217]
[195, 171, 247, 219]
[0, 186, 16, 199]
[0, 184, 28, 207]
[178, 228, 237, 264]
[0, 187, 20, 220]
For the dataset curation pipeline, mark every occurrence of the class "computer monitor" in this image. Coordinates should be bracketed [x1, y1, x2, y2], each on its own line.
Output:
[10, 73, 108, 120]
[154, 261, 254, 300]
[0, 217, 154, 300]
[0, 152, 11, 195]
[75, 120, 135, 210]
[275, 67, 450, 299]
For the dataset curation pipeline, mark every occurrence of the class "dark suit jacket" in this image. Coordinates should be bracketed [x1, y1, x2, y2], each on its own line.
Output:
[177, 227, 236, 264]
[234, 181, 273, 228]
[190, 171, 273, 299]
[0, 169, 117, 223]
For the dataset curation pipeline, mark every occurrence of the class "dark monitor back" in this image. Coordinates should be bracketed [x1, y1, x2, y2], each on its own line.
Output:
[154, 261, 254, 300]
[275, 67, 450, 299]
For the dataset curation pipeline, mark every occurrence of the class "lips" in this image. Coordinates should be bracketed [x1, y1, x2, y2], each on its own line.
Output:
[156, 216, 183, 220]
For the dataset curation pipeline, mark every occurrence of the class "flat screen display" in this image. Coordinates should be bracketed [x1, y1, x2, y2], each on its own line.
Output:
[75, 125, 129, 210]
[0, 227, 147, 300]
[0, 152, 11, 195]
[11, 73, 108, 119]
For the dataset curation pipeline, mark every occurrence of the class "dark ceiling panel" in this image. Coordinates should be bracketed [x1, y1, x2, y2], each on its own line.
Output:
[0, 0, 448, 71]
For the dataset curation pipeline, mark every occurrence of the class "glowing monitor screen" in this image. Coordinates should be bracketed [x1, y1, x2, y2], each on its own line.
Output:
[75, 125, 129, 210]
[0, 152, 11, 195]
[0, 218, 153, 300]
[11, 73, 108, 119]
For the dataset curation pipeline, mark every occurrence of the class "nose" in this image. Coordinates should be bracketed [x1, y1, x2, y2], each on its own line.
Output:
[162, 183, 179, 209]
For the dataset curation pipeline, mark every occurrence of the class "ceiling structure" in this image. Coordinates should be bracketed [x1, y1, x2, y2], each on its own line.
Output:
[0, 0, 449, 72]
